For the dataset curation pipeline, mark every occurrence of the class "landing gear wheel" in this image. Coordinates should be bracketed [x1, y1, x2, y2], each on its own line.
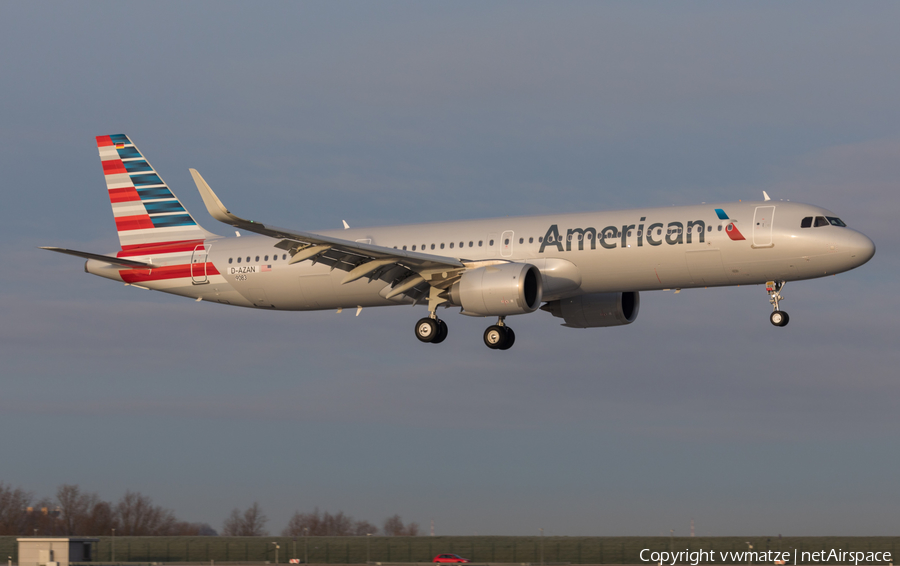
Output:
[415, 317, 438, 343]
[770, 311, 789, 327]
[483, 325, 508, 350]
[498, 327, 516, 350]
[432, 320, 448, 344]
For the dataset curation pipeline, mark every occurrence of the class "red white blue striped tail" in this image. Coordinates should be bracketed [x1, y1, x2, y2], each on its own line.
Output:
[96, 134, 216, 249]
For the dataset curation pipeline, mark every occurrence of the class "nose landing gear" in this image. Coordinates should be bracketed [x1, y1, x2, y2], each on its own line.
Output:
[767, 280, 789, 327]
[484, 317, 516, 350]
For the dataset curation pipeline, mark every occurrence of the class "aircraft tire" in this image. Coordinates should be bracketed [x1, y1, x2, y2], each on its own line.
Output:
[498, 327, 515, 350]
[432, 320, 448, 344]
[770, 311, 789, 327]
[415, 318, 438, 343]
[483, 325, 507, 350]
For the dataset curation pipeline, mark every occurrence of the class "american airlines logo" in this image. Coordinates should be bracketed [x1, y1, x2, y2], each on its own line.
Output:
[538, 209, 745, 254]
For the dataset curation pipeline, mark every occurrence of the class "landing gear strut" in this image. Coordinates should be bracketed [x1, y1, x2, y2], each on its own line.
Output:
[767, 280, 789, 327]
[415, 284, 450, 344]
[484, 317, 516, 350]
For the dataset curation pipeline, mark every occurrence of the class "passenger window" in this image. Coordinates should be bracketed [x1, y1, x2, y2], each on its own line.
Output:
[273, 255, 277, 261]
[800, 217, 813, 228]
[264, 255, 269, 261]
[440, 243, 445, 249]
[657, 229, 662, 235]
[478, 240, 483, 246]
[627, 231, 632, 237]
[637, 231, 641, 237]
[228, 258, 233, 264]
[255, 256, 259, 262]
[815, 216, 829, 227]
[529, 237, 534, 243]
[402, 245, 407, 250]
[431, 244, 435, 250]
[237, 257, 242, 264]
[282, 254, 286, 260]
[449, 243, 454, 249]
[412, 245, 416, 251]
[504, 238, 510, 245]
[538, 237, 543, 242]
[707, 225, 712, 231]
[717, 226, 722, 231]
[519, 238, 524, 244]
[459, 242, 464, 248]
[469, 241, 473, 247]
[246, 257, 250, 262]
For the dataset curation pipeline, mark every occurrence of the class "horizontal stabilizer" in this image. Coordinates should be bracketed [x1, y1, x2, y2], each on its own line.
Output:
[40, 247, 156, 268]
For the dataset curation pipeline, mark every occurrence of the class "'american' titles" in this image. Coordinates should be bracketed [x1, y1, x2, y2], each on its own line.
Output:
[539, 217, 710, 254]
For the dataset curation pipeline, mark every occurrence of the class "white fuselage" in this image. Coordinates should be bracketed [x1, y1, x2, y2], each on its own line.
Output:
[86, 200, 875, 313]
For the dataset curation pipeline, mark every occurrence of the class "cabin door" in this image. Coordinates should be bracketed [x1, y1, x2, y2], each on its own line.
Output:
[191, 244, 209, 284]
[752, 206, 775, 248]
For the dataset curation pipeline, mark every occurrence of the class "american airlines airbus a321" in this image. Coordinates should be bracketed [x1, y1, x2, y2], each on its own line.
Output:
[43, 135, 876, 350]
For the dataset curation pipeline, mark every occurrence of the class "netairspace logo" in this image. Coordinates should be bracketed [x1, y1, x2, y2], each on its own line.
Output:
[640, 549, 893, 566]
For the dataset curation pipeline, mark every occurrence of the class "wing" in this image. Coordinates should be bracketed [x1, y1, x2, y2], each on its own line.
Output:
[189, 169, 466, 302]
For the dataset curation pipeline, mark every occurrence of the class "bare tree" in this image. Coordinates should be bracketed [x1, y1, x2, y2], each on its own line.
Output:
[283, 508, 378, 536]
[383, 515, 418, 536]
[0, 483, 33, 535]
[353, 519, 378, 536]
[83, 500, 117, 536]
[56, 485, 99, 535]
[115, 491, 177, 536]
[222, 503, 268, 536]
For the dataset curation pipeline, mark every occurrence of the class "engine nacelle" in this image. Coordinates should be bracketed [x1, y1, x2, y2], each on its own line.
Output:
[450, 263, 543, 316]
[541, 291, 640, 328]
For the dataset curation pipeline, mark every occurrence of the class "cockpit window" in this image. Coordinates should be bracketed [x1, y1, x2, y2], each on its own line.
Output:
[814, 216, 830, 227]
[826, 216, 846, 227]
[800, 217, 813, 228]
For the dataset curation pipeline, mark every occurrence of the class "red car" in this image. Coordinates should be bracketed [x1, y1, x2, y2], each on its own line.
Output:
[433, 554, 470, 563]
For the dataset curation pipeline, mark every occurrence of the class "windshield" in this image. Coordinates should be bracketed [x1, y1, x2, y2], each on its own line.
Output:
[826, 216, 846, 227]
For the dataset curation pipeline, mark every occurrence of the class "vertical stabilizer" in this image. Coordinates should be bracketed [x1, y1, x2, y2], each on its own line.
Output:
[96, 134, 216, 249]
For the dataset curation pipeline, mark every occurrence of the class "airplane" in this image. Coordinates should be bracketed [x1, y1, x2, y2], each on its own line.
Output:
[43, 134, 876, 350]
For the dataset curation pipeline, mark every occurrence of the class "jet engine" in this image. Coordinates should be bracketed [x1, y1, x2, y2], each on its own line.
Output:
[541, 291, 640, 328]
[449, 263, 543, 316]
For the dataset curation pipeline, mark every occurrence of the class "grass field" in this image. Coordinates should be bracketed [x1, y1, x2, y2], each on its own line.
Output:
[1, 536, 897, 564]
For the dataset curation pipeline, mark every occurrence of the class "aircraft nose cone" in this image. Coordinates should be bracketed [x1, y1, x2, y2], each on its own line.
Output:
[847, 230, 876, 266]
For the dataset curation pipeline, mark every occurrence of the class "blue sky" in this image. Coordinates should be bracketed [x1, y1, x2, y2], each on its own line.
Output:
[1, 2, 898, 536]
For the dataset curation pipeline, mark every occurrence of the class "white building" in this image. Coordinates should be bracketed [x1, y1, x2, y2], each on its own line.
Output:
[16, 538, 98, 566]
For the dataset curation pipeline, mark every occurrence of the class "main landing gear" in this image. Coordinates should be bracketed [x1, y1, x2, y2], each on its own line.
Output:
[767, 280, 789, 327]
[483, 317, 515, 351]
[413, 285, 516, 349]
[415, 316, 448, 344]
[412, 315, 517, 349]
